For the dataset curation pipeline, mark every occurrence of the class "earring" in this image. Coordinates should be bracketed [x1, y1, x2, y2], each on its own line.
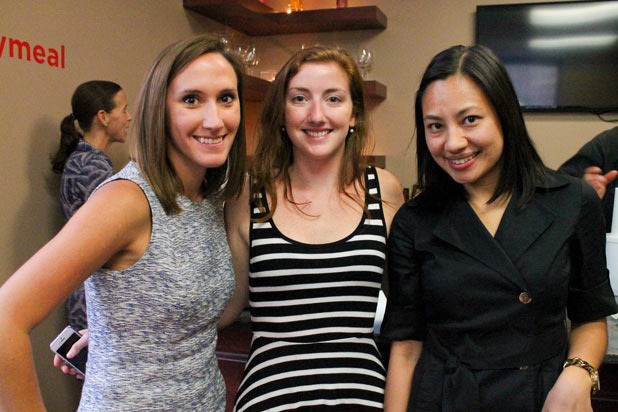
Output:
[349, 127, 355, 135]
[281, 126, 286, 134]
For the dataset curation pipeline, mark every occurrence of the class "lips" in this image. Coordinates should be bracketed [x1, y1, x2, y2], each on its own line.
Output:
[305, 129, 330, 137]
[448, 152, 478, 166]
[194, 135, 223, 144]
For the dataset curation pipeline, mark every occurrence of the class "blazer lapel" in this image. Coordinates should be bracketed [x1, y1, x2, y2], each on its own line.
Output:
[433, 198, 528, 290]
[495, 191, 556, 263]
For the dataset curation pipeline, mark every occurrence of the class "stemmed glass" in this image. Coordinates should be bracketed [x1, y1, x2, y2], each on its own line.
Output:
[356, 48, 373, 80]
[244, 45, 259, 76]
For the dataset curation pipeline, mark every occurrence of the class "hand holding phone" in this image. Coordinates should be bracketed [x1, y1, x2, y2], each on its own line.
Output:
[50, 326, 88, 378]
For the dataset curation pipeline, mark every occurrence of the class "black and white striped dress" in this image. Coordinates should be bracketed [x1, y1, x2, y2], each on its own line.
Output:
[234, 167, 387, 412]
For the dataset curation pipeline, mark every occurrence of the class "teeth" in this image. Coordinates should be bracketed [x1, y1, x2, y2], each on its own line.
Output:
[196, 136, 223, 144]
[306, 130, 329, 137]
[451, 154, 476, 165]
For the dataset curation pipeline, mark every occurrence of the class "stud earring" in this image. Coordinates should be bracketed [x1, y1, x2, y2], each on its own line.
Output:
[349, 127, 355, 135]
[281, 126, 286, 134]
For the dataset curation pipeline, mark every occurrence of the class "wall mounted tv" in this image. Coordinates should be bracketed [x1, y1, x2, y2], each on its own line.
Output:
[475, 1, 618, 113]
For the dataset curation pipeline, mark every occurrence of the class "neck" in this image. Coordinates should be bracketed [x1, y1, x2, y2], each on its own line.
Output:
[289, 153, 344, 193]
[83, 130, 112, 154]
[466, 184, 511, 212]
[168, 150, 206, 203]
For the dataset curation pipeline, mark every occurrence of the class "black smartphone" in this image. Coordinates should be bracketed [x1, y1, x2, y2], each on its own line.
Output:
[49, 325, 87, 376]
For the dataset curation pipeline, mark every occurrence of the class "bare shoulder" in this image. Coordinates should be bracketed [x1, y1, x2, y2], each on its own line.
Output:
[375, 167, 404, 204]
[85, 179, 151, 223]
[374, 167, 405, 234]
[224, 176, 251, 237]
[68, 179, 152, 249]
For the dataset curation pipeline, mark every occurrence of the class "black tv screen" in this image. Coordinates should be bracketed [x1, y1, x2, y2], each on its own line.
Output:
[475, 1, 618, 113]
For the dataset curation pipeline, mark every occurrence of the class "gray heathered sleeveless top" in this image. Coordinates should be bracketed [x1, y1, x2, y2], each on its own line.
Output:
[79, 162, 233, 412]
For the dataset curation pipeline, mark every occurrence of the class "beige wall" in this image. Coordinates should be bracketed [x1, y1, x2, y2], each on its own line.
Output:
[255, 0, 615, 189]
[0, 0, 613, 410]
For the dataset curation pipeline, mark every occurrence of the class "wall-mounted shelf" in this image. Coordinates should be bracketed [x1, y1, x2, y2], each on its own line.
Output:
[243, 74, 271, 101]
[183, 0, 387, 36]
[243, 75, 386, 102]
[364, 80, 387, 100]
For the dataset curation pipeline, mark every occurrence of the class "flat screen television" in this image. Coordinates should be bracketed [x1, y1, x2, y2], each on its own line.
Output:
[475, 1, 618, 113]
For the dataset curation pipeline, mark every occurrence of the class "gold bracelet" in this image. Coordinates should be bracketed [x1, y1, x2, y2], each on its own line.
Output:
[563, 357, 600, 395]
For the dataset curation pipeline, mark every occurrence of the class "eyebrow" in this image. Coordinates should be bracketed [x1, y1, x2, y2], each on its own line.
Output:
[288, 87, 347, 94]
[175, 87, 238, 95]
[457, 105, 479, 117]
[423, 105, 479, 121]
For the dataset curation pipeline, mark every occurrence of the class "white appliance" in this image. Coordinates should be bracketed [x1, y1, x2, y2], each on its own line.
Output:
[606, 190, 618, 295]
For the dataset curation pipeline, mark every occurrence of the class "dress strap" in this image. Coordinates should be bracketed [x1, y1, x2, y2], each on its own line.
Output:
[363, 165, 387, 230]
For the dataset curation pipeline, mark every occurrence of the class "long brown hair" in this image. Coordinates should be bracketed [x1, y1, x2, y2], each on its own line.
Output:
[251, 46, 371, 219]
[132, 34, 247, 215]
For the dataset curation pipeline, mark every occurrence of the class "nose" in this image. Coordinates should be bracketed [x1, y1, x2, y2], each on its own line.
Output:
[202, 101, 224, 130]
[127, 112, 133, 122]
[307, 101, 325, 123]
[444, 127, 467, 152]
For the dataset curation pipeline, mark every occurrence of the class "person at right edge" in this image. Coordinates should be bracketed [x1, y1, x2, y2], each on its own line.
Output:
[381, 44, 618, 412]
[558, 126, 618, 232]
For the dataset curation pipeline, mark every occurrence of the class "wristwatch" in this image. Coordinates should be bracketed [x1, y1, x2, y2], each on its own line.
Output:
[563, 357, 600, 394]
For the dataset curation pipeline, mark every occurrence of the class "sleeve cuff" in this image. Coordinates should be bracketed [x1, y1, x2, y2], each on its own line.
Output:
[568, 278, 618, 323]
[379, 304, 426, 341]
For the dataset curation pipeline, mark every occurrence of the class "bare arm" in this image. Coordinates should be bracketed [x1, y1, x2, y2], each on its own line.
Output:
[376, 167, 405, 237]
[218, 184, 251, 329]
[376, 168, 405, 296]
[542, 318, 608, 412]
[384, 339, 423, 412]
[0, 180, 150, 411]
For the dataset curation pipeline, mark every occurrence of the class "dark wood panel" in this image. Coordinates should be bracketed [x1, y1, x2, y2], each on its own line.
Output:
[216, 321, 251, 412]
[242, 74, 270, 102]
[364, 80, 386, 100]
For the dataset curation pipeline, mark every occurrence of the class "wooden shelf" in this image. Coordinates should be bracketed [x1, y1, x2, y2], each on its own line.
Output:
[183, 0, 387, 36]
[242, 74, 270, 101]
[364, 80, 387, 100]
[243, 75, 386, 101]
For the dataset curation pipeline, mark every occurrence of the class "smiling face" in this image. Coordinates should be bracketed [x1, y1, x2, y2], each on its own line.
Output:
[422, 74, 504, 195]
[165, 52, 240, 180]
[284, 62, 355, 162]
[105, 89, 132, 143]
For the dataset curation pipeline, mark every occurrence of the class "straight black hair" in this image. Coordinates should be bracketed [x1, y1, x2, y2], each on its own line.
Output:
[415, 44, 546, 207]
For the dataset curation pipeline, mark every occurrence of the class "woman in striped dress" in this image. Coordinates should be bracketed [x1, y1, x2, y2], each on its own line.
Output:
[225, 46, 405, 411]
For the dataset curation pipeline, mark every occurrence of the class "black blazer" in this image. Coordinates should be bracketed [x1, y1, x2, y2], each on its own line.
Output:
[382, 170, 617, 411]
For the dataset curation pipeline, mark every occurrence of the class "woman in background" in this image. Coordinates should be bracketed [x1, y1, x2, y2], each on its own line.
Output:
[50, 80, 131, 331]
[225, 46, 405, 411]
[382, 44, 617, 412]
[0, 34, 246, 412]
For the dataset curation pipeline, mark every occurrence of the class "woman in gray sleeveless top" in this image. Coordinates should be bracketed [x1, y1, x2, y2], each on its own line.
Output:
[0, 34, 247, 412]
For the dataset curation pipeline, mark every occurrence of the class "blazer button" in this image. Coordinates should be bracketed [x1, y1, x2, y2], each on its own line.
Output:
[519, 292, 532, 304]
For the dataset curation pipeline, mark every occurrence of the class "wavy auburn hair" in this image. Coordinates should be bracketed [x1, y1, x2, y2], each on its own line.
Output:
[251, 46, 371, 219]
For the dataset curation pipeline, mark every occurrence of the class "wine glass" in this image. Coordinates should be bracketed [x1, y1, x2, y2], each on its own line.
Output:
[214, 30, 233, 51]
[243, 45, 259, 76]
[356, 48, 373, 80]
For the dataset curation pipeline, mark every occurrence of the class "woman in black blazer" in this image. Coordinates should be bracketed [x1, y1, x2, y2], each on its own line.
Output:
[381, 45, 617, 412]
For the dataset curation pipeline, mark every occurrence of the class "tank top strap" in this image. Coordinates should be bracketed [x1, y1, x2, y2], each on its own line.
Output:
[363, 165, 386, 229]
[249, 186, 270, 220]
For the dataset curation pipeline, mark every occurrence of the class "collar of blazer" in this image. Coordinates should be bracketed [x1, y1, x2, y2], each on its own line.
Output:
[432, 170, 571, 290]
